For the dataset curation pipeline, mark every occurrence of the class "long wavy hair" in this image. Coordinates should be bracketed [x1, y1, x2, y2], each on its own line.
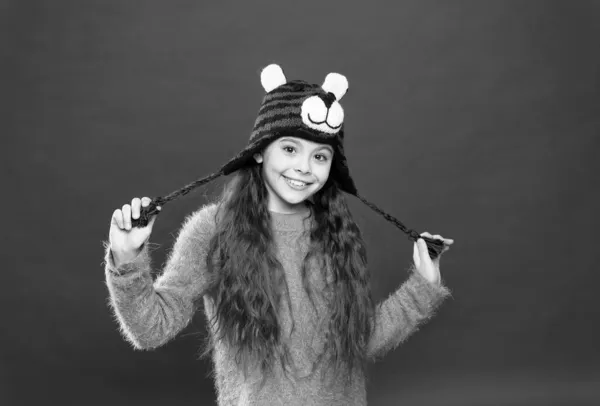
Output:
[196, 156, 377, 390]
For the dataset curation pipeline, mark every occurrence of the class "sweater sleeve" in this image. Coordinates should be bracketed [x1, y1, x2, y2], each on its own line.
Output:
[366, 263, 452, 362]
[102, 203, 218, 350]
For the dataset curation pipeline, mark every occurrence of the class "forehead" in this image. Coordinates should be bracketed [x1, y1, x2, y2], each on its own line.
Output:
[277, 136, 333, 152]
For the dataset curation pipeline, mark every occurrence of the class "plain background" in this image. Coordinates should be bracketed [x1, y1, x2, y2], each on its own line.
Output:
[3, 1, 599, 405]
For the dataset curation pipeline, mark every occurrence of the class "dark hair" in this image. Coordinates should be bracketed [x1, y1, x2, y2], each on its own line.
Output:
[195, 160, 377, 390]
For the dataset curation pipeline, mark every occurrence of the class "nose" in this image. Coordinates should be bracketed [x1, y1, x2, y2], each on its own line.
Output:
[320, 92, 337, 109]
[295, 156, 311, 176]
[295, 165, 310, 176]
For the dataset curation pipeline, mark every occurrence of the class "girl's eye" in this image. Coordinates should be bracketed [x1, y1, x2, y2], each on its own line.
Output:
[283, 146, 329, 162]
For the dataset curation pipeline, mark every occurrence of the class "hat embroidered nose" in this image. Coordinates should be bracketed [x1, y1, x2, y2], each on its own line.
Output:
[321, 92, 337, 109]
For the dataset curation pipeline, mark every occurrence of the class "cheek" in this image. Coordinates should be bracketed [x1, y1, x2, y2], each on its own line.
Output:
[263, 161, 281, 178]
[267, 156, 287, 173]
[317, 164, 332, 181]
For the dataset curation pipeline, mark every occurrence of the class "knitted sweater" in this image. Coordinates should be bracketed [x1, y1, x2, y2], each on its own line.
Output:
[102, 202, 452, 406]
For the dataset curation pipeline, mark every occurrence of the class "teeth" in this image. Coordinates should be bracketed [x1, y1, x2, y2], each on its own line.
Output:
[286, 177, 307, 187]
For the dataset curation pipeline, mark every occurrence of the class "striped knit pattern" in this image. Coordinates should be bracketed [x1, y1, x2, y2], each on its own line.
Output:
[249, 80, 342, 143]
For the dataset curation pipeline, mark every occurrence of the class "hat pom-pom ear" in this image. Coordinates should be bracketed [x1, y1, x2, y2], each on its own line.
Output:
[261, 64, 287, 93]
[322, 73, 348, 100]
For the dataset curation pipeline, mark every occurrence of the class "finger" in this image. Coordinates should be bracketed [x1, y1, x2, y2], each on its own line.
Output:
[413, 241, 420, 268]
[112, 209, 124, 229]
[147, 214, 157, 228]
[432, 234, 454, 245]
[131, 197, 141, 220]
[141, 197, 151, 207]
[418, 238, 432, 262]
[420, 231, 432, 238]
[433, 234, 449, 243]
[441, 238, 454, 247]
[122, 204, 132, 230]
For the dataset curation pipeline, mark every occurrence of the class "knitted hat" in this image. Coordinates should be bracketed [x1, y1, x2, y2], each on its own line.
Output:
[131, 64, 445, 259]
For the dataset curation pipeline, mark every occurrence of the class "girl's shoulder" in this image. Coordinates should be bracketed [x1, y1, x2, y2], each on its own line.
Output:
[189, 201, 220, 225]
[177, 201, 220, 244]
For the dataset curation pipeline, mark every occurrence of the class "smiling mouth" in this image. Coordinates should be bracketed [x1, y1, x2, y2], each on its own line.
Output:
[284, 176, 312, 185]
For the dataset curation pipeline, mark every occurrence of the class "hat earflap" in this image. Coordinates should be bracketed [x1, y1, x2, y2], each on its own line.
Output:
[261, 64, 287, 93]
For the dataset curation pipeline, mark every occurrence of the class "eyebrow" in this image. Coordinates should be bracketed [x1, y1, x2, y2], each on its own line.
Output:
[279, 138, 334, 154]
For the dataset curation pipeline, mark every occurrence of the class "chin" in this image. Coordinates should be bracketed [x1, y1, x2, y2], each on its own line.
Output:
[281, 195, 308, 206]
[279, 190, 312, 205]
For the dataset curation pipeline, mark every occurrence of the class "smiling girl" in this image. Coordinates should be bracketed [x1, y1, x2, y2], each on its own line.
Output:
[104, 64, 453, 406]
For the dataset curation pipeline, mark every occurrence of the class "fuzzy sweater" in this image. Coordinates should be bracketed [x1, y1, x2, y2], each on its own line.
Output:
[102, 203, 452, 406]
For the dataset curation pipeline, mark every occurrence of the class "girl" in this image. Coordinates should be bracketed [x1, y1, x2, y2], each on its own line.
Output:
[104, 64, 453, 406]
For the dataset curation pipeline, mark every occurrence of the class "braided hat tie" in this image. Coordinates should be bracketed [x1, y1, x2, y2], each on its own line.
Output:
[131, 64, 445, 259]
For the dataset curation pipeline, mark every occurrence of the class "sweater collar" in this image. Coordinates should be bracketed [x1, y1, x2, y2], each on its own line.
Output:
[269, 206, 313, 232]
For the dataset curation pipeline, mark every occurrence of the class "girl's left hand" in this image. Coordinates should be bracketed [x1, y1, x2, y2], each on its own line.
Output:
[413, 232, 454, 285]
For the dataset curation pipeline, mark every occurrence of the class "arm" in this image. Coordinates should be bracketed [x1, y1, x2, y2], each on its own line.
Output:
[366, 263, 451, 362]
[102, 203, 218, 350]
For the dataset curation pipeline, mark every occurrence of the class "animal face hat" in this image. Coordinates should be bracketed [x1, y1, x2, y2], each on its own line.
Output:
[132, 64, 445, 259]
[222, 64, 355, 195]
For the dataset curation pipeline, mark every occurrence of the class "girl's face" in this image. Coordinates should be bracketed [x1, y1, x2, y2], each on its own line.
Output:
[253, 136, 334, 214]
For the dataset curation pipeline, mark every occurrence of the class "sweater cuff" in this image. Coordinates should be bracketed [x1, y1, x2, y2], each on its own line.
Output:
[405, 265, 452, 309]
[102, 240, 152, 278]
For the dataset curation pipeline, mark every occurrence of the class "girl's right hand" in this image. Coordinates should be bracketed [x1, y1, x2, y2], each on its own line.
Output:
[109, 197, 161, 263]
